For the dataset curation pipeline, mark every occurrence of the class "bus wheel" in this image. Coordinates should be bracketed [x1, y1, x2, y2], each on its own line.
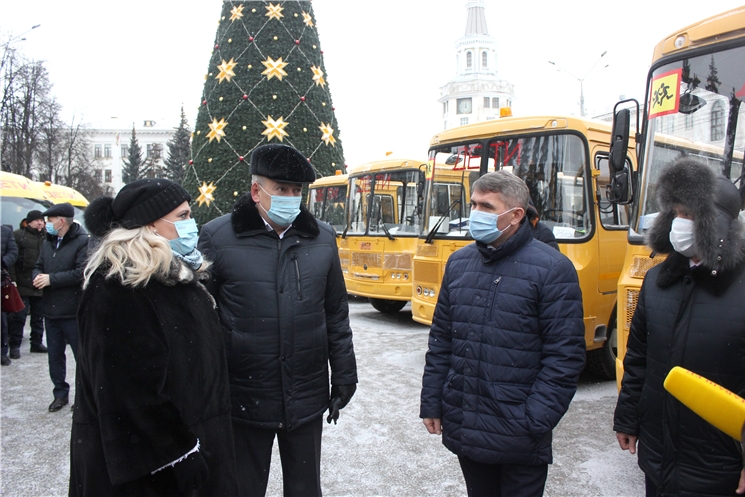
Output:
[585, 310, 617, 380]
[369, 298, 407, 314]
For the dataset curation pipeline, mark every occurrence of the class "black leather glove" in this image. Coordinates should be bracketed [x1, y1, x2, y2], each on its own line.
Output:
[172, 451, 209, 494]
[327, 384, 356, 424]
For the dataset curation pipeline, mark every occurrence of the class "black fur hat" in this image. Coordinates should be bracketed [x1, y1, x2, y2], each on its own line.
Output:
[250, 144, 316, 183]
[647, 157, 745, 276]
[84, 179, 191, 238]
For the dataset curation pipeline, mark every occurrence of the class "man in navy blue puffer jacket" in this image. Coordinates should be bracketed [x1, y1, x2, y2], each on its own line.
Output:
[420, 171, 585, 497]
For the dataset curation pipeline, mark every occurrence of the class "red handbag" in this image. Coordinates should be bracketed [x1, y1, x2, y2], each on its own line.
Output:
[1, 269, 25, 313]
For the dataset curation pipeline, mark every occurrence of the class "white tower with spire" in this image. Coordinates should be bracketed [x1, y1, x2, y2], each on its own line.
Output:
[439, 1, 515, 130]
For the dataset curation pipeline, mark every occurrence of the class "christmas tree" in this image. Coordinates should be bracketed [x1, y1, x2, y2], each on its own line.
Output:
[184, 0, 345, 224]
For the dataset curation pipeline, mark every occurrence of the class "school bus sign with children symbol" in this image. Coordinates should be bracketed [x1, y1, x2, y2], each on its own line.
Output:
[649, 68, 682, 118]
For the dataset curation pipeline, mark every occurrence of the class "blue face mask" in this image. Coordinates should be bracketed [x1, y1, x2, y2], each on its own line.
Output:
[259, 184, 302, 226]
[160, 218, 199, 256]
[468, 208, 516, 244]
[45, 220, 59, 236]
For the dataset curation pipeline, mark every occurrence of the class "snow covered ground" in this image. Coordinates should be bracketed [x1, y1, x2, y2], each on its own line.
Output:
[1, 297, 645, 496]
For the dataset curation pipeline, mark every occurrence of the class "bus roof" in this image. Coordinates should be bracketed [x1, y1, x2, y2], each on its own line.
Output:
[652, 6, 745, 63]
[348, 158, 427, 175]
[1, 171, 48, 201]
[35, 181, 89, 207]
[310, 172, 348, 188]
[430, 115, 613, 147]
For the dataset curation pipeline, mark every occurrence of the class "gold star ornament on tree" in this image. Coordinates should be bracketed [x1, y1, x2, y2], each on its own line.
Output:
[215, 58, 237, 83]
[302, 12, 314, 27]
[319, 122, 336, 146]
[262, 116, 289, 141]
[206, 118, 228, 142]
[265, 3, 284, 21]
[230, 4, 244, 21]
[196, 182, 217, 207]
[262, 57, 289, 81]
[311, 65, 325, 87]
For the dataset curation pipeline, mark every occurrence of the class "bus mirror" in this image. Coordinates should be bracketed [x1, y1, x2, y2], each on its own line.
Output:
[609, 109, 630, 175]
[608, 170, 630, 204]
[679, 93, 706, 114]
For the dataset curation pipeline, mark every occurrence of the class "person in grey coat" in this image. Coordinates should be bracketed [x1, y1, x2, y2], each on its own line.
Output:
[198, 144, 357, 497]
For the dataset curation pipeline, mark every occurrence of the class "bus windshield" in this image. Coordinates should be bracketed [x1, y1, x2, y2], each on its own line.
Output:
[308, 184, 347, 232]
[636, 44, 745, 234]
[347, 169, 423, 236]
[425, 132, 590, 241]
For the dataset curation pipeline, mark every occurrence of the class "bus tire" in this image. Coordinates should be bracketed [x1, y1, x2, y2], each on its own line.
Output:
[369, 298, 407, 314]
[585, 309, 617, 380]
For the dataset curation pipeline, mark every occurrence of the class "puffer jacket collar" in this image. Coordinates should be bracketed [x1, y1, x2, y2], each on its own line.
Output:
[476, 218, 532, 264]
[230, 192, 320, 238]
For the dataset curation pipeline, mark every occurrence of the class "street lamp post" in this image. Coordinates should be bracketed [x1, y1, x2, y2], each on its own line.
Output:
[548, 51, 608, 117]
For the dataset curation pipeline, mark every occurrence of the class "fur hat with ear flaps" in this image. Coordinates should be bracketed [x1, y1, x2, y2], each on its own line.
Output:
[647, 157, 745, 276]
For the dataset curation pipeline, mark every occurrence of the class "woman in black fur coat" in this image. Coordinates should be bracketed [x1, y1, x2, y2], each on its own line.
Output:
[69, 179, 237, 497]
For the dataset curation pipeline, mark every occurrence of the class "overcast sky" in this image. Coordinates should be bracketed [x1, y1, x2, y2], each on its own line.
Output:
[4, 1, 744, 167]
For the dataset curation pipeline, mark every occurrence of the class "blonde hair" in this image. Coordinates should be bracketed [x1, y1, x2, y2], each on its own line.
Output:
[83, 226, 174, 289]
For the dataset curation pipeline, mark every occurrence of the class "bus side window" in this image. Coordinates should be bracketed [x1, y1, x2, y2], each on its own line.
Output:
[596, 154, 631, 228]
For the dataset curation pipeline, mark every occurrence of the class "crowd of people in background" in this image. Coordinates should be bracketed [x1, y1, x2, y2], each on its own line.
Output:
[1, 148, 745, 496]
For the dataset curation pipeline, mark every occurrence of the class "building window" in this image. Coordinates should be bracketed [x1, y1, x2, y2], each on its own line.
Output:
[121, 146, 129, 157]
[443, 101, 448, 115]
[147, 144, 153, 158]
[484, 97, 490, 108]
[466, 52, 472, 69]
[493, 97, 499, 108]
[94, 144, 102, 158]
[486, 116, 497, 121]
[104, 144, 111, 158]
[507, 99, 512, 108]
[711, 100, 725, 141]
[460, 117, 469, 126]
[457, 98, 472, 115]
[685, 114, 693, 130]
[104, 169, 112, 183]
[482, 52, 488, 67]
[443, 121, 448, 130]
[93, 169, 102, 182]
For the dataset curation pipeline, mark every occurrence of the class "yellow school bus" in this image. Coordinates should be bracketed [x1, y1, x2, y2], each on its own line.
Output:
[412, 115, 637, 379]
[1, 172, 51, 229]
[307, 171, 348, 236]
[36, 180, 89, 218]
[607, 6, 745, 387]
[340, 158, 428, 314]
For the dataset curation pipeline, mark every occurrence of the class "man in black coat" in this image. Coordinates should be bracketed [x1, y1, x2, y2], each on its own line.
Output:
[1, 224, 19, 365]
[420, 171, 585, 497]
[32, 203, 89, 412]
[614, 158, 745, 496]
[8, 210, 48, 358]
[198, 144, 357, 497]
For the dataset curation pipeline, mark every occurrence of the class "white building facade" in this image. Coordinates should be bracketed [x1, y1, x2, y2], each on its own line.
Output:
[88, 119, 175, 194]
[439, 0, 516, 130]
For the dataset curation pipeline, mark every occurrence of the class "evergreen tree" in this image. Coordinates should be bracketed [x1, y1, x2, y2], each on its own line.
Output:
[705, 55, 721, 94]
[183, 1, 345, 224]
[164, 106, 191, 184]
[122, 126, 143, 184]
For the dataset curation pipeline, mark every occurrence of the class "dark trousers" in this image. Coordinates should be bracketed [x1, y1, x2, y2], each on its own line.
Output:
[233, 416, 323, 497]
[45, 318, 78, 399]
[1, 312, 7, 356]
[458, 455, 548, 497]
[8, 295, 44, 348]
[645, 474, 658, 497]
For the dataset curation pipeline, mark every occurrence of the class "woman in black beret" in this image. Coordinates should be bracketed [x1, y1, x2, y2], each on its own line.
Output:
[69, 179, 237, 496]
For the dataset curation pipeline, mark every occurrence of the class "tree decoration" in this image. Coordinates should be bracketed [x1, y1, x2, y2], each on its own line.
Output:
[184, 0, 345, 224]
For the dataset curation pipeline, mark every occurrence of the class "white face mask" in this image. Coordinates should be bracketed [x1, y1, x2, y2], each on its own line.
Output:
[669, 217, 697, 257]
